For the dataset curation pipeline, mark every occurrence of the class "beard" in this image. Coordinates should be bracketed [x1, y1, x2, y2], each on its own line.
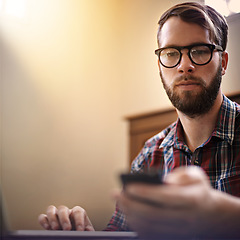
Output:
[160, 65, 222, 118]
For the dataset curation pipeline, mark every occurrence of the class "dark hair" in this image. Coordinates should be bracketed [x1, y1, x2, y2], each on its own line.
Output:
[157, 2, 228, 51]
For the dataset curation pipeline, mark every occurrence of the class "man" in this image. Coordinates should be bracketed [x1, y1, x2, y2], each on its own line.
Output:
[38, 2, 240, 239]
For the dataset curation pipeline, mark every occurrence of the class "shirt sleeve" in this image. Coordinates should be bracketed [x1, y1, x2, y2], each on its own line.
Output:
[104, 131, 167, 231]
[104, 140, 158, 231]
[103, 203, 130, 231]
[103, 145, 150, 231]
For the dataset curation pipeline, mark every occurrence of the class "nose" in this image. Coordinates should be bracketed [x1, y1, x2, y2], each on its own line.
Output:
[177, 52, 195, 74]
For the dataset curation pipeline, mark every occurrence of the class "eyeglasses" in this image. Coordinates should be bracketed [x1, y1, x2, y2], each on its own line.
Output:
[155, 43, 223, 68]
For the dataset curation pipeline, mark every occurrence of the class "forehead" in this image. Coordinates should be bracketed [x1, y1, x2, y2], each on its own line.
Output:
[158, 17, 211, 48]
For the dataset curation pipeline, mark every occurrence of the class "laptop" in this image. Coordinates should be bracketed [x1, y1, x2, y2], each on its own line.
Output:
[5, 230, 139, 240]
[1, 189, 139, 240]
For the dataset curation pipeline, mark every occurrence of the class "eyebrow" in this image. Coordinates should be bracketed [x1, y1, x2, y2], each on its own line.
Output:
[161, 42, 211, 48]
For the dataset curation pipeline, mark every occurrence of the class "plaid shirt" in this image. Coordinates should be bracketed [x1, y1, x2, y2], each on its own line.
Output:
[105, 95, 240, 231]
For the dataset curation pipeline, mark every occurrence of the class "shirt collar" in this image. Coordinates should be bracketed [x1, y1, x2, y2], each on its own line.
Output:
[159, 94, 236, 149]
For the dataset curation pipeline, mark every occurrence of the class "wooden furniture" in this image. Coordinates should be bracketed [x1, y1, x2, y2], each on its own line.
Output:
[126, 92, 240, 164]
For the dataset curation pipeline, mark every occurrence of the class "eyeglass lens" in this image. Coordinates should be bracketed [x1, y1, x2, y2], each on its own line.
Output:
[160, 45, 212, 68]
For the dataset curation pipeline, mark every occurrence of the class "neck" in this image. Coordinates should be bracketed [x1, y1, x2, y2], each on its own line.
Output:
[177, 92, 223, 152]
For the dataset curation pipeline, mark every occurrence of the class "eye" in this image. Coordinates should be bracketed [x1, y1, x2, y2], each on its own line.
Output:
[167, 51, 179, 57]
[161, 48, 179, 58]
[191, 47, 210, 57]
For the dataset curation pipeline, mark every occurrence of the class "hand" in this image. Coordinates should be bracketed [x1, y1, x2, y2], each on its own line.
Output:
[115, 166, 240, 239]
[38, 205, 95, 231]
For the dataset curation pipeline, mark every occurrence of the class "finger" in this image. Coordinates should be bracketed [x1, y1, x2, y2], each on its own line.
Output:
[111, 188, 121, 201]
[46, 205, 60, 230]
[118, 192, 196, 238]
[38, 214, 51, 230]
[123, 183, 189, 208]
[70, 206, 95, 231]
[119, 189, 183, 216]
[124, 176, 211, 209]
[84, 216, 95, 231]
[165, 166, 209, 186]
[57, 206, 72, 230]
[118, 191, 196, 228]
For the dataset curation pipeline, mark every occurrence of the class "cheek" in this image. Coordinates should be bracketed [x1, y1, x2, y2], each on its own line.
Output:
[160, 68, 177, 88]
[209, 54, 223, 74]
[160, 67, 173, 81]
[204, 61, 222, 84]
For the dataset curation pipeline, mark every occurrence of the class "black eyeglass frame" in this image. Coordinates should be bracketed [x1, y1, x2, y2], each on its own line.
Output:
[155, 43, 223, 68]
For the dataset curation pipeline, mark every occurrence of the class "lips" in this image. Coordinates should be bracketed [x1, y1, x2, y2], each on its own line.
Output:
[175, 80, 201, 86]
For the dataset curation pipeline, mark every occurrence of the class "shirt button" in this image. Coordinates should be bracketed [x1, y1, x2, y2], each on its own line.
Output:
[194, 160, 199, 165]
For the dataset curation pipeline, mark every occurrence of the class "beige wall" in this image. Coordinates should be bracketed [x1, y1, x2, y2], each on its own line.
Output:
[0, 0, 239, 231]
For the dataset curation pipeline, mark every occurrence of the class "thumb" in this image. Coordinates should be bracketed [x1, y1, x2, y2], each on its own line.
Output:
[165, 166, 210, 186]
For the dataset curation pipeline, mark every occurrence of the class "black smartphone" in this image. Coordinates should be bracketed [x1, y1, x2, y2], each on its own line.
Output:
[120, 171, 163, 186]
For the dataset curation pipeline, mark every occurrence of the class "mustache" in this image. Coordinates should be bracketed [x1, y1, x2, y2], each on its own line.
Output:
[175, 75, 204, 85]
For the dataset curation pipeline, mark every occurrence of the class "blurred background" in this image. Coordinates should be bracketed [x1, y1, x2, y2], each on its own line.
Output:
[0, 0, 240, 231]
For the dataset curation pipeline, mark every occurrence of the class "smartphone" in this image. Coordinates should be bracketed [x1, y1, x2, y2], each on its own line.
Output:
[120, 171, 163, 186]
[120, 171, 164, 207]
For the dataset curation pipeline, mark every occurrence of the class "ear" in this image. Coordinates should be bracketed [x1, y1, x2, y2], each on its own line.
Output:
[221, 51, 228, 76]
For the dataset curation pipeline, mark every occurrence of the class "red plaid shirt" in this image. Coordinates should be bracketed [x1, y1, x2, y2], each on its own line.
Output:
[105, 95, 240, 231]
